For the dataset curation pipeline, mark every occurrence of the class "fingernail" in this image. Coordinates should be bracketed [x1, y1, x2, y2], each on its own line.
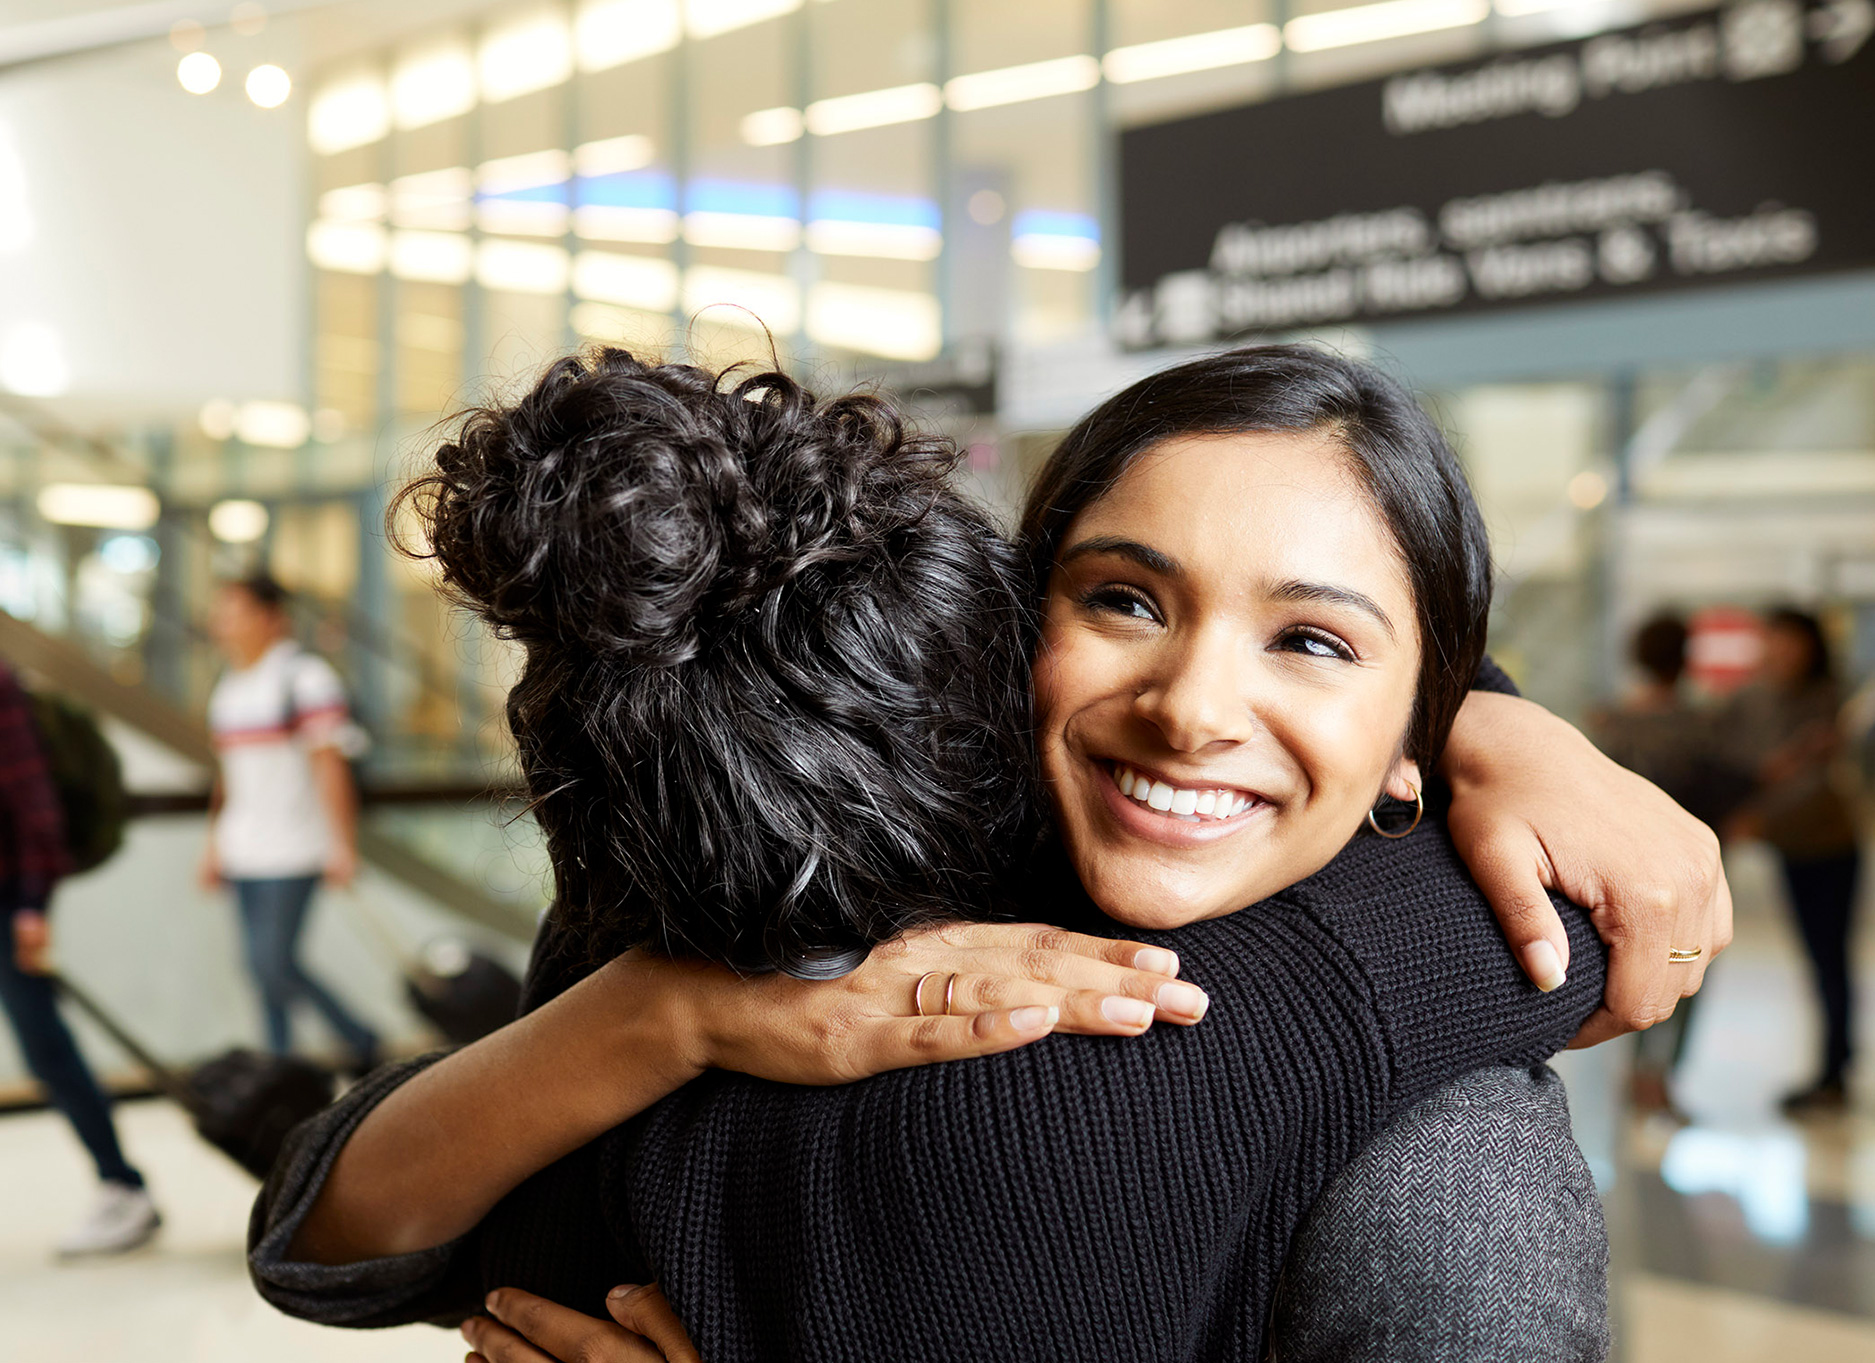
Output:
[484, 1292, 502, 1319]
[1523, 940, 1566, 993]
[1100, 995, 1155, 1027]
[1134, 947, 1179, 976]
[1156, 981, 1208, 1019]
[1010, 1004, 1057, 1033]
[608, 1283, 641, 1300]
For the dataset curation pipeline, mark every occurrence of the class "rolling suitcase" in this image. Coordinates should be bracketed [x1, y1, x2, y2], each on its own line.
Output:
[52, 972, 334, 1180]
[334, 892, 523, 1047]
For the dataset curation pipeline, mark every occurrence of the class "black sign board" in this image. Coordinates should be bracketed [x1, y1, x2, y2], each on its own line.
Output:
[1116, 0, 1875, 348]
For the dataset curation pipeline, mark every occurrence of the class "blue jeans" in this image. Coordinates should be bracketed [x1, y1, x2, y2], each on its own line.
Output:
[0, 923, 143, 1187]
[231, 876, 378, 1062]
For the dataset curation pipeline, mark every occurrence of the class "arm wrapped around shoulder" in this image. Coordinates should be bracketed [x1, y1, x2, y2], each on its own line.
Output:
[1273, 1064, 1609, 1362]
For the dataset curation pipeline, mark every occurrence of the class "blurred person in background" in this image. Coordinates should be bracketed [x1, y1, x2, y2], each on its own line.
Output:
[202, 573, 379, 1073]
[0, 658, 160, 1255]
[1724, 607, 1862, 1115]
[1591, 612, 1753, 1118]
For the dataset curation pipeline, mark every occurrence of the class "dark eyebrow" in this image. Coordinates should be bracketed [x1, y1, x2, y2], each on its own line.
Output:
[1272, 579, 1397, 640]
[1058, 535, 1181, 577]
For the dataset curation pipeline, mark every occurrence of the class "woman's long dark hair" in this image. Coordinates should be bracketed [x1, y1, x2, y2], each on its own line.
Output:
[1021, 345, 1493, 767]
[395, 349, 1038, 975]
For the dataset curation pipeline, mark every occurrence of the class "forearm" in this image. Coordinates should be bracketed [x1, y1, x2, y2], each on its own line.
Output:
[289, 955, 709, 1265]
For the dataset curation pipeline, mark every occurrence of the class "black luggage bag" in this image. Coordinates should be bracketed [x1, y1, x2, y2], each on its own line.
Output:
[403, 938, 523, 1046]
[53, 973, 333, 1179]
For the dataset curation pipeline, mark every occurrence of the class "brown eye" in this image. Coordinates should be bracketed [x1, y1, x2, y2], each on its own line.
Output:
[1082, 586, 1160, 624]
[1277, 627, 1353, 661]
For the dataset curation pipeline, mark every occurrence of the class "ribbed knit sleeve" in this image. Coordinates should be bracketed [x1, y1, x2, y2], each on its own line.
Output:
[247, 1054, 485, 1328]
[1473, 654, 1521, 697]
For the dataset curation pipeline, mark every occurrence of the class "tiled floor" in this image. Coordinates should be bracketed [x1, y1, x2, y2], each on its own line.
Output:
[1, 846, 1872, 1361]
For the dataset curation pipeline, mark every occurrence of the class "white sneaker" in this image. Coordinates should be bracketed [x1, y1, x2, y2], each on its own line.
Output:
[55, 1181, 161, 1257]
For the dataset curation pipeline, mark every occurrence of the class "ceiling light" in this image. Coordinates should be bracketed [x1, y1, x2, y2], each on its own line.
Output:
[805, 219, 941, 261]
[198, 399, 238, 440]
[390, 230, 474, 283]
[480, 14, 573, 102]
[805, 82, 943, 135]
[577, 0, 682, 68]
[683, 266, 800, 333]
[391, 167, 473, 230]
[99, 535, 160, 574]
[683, 211, 801, 251]
[209, 499, 270, 544]
[38, 485, 158, 531]
[478, 149, 572, 194]
[574, 134, 656, 176]
[317, 183, 386, 222]
[246, 65, 292, 109]
[477, 239, 571, 294]
[1102, 24, 1282, 83]
[575, 205, 681, 243]
[573, 250, 680, 310]
[740, 107, 804, 146]
[1011, 211, 1101, 271]
[806, 282, 940, 360]
[236, 400, 311, 448]
[177, 52, 221, 95]
[306, 220, 388, 273]
[1284, 0, 1491, 52]
[945, 55, 1100, 112]
[477, 200, 570, 236]
[0, 322, 69, 396]
[308, 75, 389, 153]
[684, 0, 801, 40]
[392, 42, 475, 129]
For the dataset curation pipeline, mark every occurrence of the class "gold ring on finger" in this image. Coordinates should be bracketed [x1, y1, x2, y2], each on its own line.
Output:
[943, 972, 959, 1015]
[913, 971, 941, 1017]
[1666, 945, 1703, 963]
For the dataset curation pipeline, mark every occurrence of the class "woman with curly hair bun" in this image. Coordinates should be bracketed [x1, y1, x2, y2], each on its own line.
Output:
[251, 345, 1725, 1362]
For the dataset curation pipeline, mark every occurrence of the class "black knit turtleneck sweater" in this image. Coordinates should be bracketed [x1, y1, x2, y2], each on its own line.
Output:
[251, 800, 1604, 1362]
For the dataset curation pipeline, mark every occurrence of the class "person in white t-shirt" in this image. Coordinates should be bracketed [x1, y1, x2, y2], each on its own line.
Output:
[202, 574, 378, 1071]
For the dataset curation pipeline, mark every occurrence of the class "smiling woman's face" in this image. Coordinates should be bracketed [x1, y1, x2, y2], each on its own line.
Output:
[1034, 428, 1424, 930]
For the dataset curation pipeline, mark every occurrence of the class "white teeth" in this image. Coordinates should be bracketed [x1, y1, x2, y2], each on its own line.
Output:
[1113, 765, 1252, 822]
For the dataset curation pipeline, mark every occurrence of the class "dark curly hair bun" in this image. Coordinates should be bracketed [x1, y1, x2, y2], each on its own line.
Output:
[399, 348, 1038, 975]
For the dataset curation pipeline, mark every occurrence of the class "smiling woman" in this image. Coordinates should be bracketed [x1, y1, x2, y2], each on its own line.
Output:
[1026, 347, 1491, 928]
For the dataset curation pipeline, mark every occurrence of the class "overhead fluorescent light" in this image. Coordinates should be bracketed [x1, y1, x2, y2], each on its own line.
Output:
[1102, 24, 1282, 83]
[390, 230, 474, 283]
[574, 134, 656, 176]
[480, 13, 573, 102]
[806, 282, 940, 360]
[208, 499, 269, 544]
[805, 219, 941, 261]
[477, 238, 571, 293]
[0, 322, 69, 396]
[945, 54, 1100, 112]
[685, 0, 802, 40]
[806, 82, 943, 135]
[573, 249, 680, 310]
[1011, 210, 1101, 271]
[1284, 0, 1490, 52]
[682, 211, 801, 251]
[683, 265, 800, 332]
[577, 0, 682, 69]
[477, 200, 570, 236]
[236, 400, 312, 448]
[318, 183, 386, 222]
[308, 75, 390, 154]
[740, 106, 805, 146]
[306, 219, 388, 273]
[479, 149, 572, 194]
[38, 484, 159, 531]
[392, 41, 475, 128]
[391, 167, 473, 230]
[575, 205, 681, 242]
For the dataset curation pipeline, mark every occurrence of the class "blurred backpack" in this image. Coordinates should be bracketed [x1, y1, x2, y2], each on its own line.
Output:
[26, 691, 128, 874]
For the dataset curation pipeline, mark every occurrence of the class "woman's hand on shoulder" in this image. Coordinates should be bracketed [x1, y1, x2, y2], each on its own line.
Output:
[644, 923, 1206, 1087]
[1441, 690, 1732, 1047]
[462, 1284, 696, 1363]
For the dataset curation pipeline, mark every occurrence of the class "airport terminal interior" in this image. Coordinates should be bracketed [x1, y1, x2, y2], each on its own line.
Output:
[1, 0, 1872, 1359]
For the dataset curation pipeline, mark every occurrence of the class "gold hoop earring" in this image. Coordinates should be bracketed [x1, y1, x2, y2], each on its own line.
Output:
[1366, 782, 1423, 839]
